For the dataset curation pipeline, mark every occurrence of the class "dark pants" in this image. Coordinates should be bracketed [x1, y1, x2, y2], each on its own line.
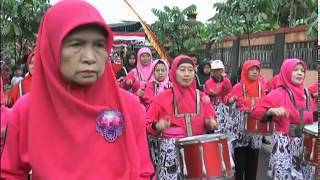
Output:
[234, 146, 259, 180]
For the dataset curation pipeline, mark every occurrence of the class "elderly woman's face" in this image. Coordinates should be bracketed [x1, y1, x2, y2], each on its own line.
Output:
[60, 27, 107, 85]
[291, 63, 305, 85]
[176, 63, 195, 87]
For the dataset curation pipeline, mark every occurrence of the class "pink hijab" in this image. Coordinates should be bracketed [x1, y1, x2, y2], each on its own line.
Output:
[29, 1, 140, 178]
[136, 47, 153, 81]
[169, 55, 196, 113]
[276, 59, 307, 109]
[152, 59, 170, 92]
[259, 59, 313, 123]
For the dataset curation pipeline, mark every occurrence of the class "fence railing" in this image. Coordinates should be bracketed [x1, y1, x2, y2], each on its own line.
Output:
[285, 41, 317, 69]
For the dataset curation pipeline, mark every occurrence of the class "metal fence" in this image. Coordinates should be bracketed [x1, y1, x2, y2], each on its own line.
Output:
[239, 45, 274, 68]
[285, 41, 317, 70]
[211, 47, 232, 66]
[210, 41, 317, 70]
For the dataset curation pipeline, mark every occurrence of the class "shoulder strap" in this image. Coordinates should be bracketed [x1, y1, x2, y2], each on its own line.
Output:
[18, 80, 24, 97]
[304, 88, 311, 111]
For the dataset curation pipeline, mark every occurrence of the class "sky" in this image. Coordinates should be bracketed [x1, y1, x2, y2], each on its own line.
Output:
[50, 0, 223, 24]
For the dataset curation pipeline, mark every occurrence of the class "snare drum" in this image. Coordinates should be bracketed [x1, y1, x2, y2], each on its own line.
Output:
[176, 133, 234, 179]
[303, 121, 318, 165]
[244, 111, 275, 135]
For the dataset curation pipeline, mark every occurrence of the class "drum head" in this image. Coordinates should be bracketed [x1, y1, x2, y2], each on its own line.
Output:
[303, 121, 318, 136]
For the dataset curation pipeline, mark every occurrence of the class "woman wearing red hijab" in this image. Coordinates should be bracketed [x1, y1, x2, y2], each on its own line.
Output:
[6, 52, 34, 107]
[146, 55, 217, 179]
[252, 59, 315, 180]
[1, 1, 154, 179]
[225, 60, 266, 180]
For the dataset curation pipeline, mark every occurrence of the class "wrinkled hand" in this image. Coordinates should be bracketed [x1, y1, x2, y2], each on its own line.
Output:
[156, 118, 170, 132]
[209, 89, 217, 96]
[125, 79, 133, 87]
[267, 107, 289, 117]
[312, 92, 318, 98]
[205, 117, 217, 130]
[137, 89, 145, 97]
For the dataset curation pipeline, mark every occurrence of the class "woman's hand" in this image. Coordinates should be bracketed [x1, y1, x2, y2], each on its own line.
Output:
[267, 107, 289, 117]
[137, 89, 145, 97]
[205, 117, 217, 130]
[125, 79, 133, 87]
[155, 118, 170, 132]
[209, 89, 217, 96]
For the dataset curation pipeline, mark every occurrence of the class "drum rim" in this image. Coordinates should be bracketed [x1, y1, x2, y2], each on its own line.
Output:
[303, 122, 318, 136]
[177, 134, 228, 145]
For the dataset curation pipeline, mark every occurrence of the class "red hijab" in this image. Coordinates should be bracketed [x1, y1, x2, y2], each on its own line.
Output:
[29, 1, 139, 178]
[169, 55, 196, 113]
[241, 60, 263, 97]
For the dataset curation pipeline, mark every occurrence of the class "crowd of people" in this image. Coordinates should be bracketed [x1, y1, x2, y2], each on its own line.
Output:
[0, 1, 318, 180]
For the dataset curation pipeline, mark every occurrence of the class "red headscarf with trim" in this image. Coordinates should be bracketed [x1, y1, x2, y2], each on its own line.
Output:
[169, 55, 196, 113]
[29, 0, 139, 178]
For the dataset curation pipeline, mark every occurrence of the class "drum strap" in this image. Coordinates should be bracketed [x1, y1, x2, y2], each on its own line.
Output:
[18, 80, 24, 97]
[185, 114, 193, 137]
[173, 89, 201, 137]
[283, 85, 311, 137]
[153, 81, 158, 96]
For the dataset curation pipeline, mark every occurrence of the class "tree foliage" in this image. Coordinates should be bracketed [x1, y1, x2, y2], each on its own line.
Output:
[208, 0, 317, 44]
[151, 5, 205, 57]
[1, 0, 50, 61]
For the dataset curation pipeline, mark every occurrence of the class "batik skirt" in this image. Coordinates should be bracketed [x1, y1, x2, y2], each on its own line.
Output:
[268, 132, 314, 180]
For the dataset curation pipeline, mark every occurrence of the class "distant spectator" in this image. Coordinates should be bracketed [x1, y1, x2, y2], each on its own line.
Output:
[10, 65, 23, 86]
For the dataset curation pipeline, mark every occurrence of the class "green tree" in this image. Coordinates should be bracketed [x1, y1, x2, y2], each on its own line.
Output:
[208, 0, 316, 55]
[151, 5, 206, 57]
[1, 0, 50, 62]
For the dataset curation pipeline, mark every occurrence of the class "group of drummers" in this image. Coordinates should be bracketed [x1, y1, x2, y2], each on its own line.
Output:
[137, 53, 318, 180]
[0, 2, 317, 179]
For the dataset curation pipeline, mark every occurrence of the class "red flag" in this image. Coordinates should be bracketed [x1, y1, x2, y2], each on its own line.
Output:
[123, 0, 172, 63]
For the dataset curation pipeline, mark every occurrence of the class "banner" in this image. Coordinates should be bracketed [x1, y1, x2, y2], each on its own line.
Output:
[123, 0, 172, 63]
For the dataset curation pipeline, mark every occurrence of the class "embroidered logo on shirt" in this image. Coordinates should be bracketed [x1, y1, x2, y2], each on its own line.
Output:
[96, 109, 124, 143]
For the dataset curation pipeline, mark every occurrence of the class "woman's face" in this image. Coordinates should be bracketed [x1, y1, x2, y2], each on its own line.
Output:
[154, 63, 166, 82]
[176, 63, 195, 87]
[28, 56, 34, 75]
[247, 66, 260, 81]
[115, 57, 123, 64]
[60, 26, 107, 85]
[203, 64, 211, 75]
[140, 53, 151, 66]
[128, 54, 136, 65]
[291, 63, 305, 85]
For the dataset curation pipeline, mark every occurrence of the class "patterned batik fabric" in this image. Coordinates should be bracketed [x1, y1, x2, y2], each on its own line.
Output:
[213, 102, 230, 134]
[268, 132, 315, 180]
[155, 138, 182, 180]
[226, 104, 263, 149]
